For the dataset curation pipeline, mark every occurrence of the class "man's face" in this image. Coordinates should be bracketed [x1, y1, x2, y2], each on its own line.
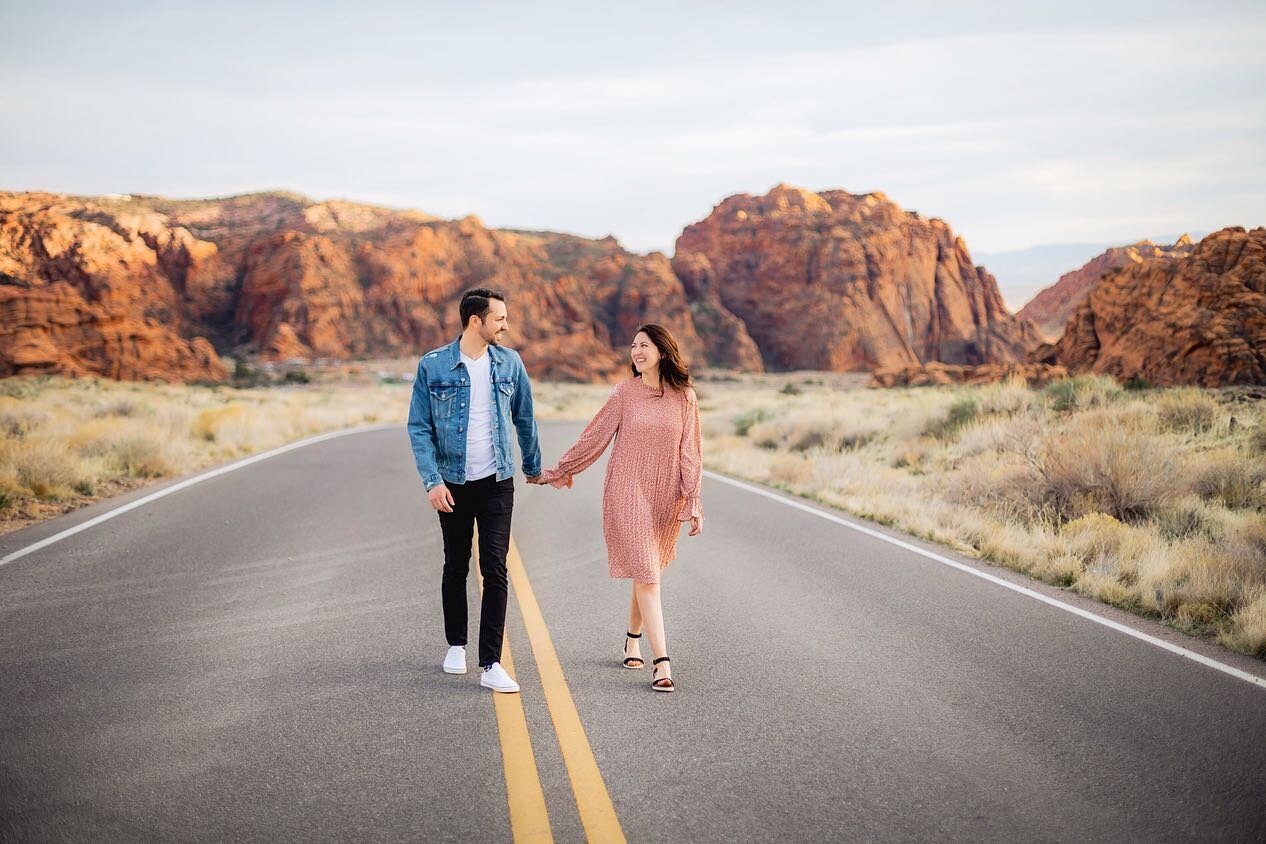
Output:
[474, 298, 509, 345]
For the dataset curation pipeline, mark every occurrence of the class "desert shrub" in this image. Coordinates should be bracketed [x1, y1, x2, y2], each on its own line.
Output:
[10, 440, 85, 498]
[1041, 375, 1122, 413]
[891, 439, 934, 471]
[1151, 497, 1219, 541]
[0, 377, 45, 400]
[1222, 585, 1266, 658]
[836, 425, 877, 451]
[92, 396, 150, 418]
[769, 454, 814, 486]
[0, 402, 51, 438]
[1075, 569, 1141, 609]
[1156, 388, 1220, 434]
[106, 435, 173, 478]
[1191, 453, 1266, 510]
[1061, 513, 1137, 566]
[1123, 375, 1153, 391]
[948, 460, 1042, 522]
[975, 376, 1036, 416]
[733, 407, 776, 437]
[1137, 535, 1263, 620]
[923, 396, 979, 439]
[191, 405, 249, 442]
[1250, 412, 1266, 455]
[779, 382, 801, 395]
[1032, 418, 1180, 523]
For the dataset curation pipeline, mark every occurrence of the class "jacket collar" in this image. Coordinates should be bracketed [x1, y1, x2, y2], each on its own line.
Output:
[447, 335, 504, 371]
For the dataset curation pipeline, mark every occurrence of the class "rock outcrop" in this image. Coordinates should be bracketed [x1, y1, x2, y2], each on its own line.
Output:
[0, 192, 229, 381]
[0, 193, 716, 382]
[4, 185, 1051, 383]
[673, 184, 1039, 372]
[1017, 236, 1195, 341]
[1029, 228, 1266, 387]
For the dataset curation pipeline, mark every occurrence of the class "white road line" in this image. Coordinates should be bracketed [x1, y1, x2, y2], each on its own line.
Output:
[704, 470, 1266, 693]
[0, 424, 399, 569]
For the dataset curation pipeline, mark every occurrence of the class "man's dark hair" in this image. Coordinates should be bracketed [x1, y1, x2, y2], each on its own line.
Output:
[459, 288, 506, 328]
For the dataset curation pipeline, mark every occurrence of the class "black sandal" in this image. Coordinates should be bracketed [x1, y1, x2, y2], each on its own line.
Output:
[651, 656, 675, 692]
[622, 632, 644, 669]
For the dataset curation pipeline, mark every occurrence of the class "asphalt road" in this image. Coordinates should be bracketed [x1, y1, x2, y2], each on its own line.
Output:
[2, 423, 1265, 842]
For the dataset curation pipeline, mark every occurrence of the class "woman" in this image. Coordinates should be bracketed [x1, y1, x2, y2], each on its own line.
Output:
[531, 324, 703, 692]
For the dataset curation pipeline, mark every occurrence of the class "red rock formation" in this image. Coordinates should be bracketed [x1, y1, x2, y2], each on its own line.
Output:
[1029, 228, 1266, 387]
[673, 184, 1039, 372]
[3, 186, 1051, 384]
[1017, 236, 1195, 341]
[1, 191, 740, 382]
[0, 192, 229, 381]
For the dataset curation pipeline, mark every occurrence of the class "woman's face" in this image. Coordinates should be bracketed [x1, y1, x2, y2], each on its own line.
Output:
[631, 332, 661, 373]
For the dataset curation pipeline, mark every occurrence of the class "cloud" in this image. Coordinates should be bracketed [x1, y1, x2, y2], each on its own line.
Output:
[1, 6, 1263, 253]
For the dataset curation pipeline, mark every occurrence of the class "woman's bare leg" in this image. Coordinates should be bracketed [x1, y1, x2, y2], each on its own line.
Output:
[625, 585, 644, 663]
[633, 581, 670, 681]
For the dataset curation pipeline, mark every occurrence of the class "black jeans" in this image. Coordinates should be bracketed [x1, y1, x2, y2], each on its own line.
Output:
[437, 474, 514, 668]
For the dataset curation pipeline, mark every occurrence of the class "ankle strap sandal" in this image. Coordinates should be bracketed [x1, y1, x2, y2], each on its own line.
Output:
[623, 632, 644, 669]
[651, 656, 675, 692]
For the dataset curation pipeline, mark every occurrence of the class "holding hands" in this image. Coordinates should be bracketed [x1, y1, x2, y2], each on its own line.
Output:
[527, 473, 572, 488]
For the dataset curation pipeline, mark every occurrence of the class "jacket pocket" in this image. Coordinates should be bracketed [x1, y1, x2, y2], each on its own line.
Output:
[429, 387, 456, 419]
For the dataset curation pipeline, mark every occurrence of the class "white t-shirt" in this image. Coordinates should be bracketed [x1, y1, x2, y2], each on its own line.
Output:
[461, 350, 497, 481]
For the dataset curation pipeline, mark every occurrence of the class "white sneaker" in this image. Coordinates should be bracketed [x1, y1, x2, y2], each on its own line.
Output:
[443, 645, 468, 675]
[480, 662, 520, 693]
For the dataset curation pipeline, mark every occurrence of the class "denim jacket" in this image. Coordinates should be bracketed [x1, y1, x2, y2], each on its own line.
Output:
[407, 338, 542, 491]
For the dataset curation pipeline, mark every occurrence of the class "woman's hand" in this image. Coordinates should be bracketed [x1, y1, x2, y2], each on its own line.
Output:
[530, 471, 573, 488]
[688, 516, 703, 536]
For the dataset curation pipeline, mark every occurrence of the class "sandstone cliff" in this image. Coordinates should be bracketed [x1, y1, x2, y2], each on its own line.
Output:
[1016, 236, 1195, 341]
[1029, 227, 1266, 386]
[673, 184, 1039, 372]
[0, 192, 229, 381]
[3, 186, 1046, 383]
[0, 192, 715, 382]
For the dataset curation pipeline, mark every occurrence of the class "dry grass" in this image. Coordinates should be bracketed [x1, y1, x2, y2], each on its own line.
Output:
[688, 370, 1266, 661]
[0, 376, 409, 532]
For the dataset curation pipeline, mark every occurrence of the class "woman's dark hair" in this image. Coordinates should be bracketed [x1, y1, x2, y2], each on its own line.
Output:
[630, 323, 692, 394]
[460, 288, 505, 327]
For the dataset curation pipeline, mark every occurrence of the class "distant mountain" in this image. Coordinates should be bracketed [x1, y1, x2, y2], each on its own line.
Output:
[978, 234, 1206, 313]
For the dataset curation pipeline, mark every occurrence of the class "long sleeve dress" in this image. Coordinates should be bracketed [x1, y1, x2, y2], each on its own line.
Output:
[538, 377, 703, 584]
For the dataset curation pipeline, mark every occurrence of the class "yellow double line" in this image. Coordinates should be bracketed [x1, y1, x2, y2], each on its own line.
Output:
[477, 536, 626, 843]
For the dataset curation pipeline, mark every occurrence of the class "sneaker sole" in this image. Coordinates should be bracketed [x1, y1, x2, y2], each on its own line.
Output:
[443, 665, 468, 675]
[480, 681, 520, 693]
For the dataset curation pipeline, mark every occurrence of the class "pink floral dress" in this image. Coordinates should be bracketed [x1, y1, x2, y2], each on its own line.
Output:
[539, 377, 703, 583]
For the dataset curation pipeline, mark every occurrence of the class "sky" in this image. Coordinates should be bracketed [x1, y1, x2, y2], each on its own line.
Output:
[2, 0, 1264, 271]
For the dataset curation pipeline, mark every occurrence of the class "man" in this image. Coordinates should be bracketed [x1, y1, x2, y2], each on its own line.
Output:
[407, 288, 542, 693]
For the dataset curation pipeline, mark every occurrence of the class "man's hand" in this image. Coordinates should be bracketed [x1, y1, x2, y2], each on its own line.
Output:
[428, 484, 456, 512]
[688, 516, 703, 536]
[525, 475, 542, 485]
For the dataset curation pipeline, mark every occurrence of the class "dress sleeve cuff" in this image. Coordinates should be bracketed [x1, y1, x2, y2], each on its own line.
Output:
[538, 467, 573, 489]
[678, 496, 703, 521]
